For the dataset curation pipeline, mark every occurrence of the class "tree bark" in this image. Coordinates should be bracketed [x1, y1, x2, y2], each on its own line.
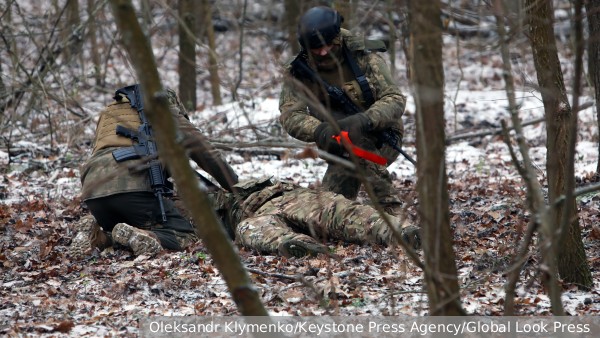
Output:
[200, 0, 222, 106]
[334, 0, 355, 29]
[284, 0, 302, 55]
[87, 0, 103, 86]
[178, 0, 197, 112]
[108, 0, 270, 316]
[585, 0, 600, 174]
[409, 0, 463, 316]
[63, 0, 81, 61]
[526, 0, 592, 289]
[493, 0, 561, 315]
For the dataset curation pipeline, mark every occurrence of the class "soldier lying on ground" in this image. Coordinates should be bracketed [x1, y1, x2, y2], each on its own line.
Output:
[209, 177, 420, 258]
[70, 86, 238, 257]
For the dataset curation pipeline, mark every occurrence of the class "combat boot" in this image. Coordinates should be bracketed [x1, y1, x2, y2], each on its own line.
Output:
[112, 223, 162, 256]
[69, 215, 112, 257]
[278, 239, 329, 258]
[400, 225, 421, 250]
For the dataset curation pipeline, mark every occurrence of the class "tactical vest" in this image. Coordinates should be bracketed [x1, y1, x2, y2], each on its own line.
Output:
[292, 29, 388, 119]
[92, 102, 141, 154]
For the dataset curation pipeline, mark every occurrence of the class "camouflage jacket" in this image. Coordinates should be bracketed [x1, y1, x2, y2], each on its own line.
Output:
[209, 177, 396, 246]
[210, 177, 292, 231]
[279, 29, 406, 143]
[81, 97, 238, 201]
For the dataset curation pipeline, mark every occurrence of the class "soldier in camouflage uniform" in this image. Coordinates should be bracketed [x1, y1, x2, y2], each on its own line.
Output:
[279, 7, 407, 215]
[210, 177, 420, 258]
[70, 86, 238, 257]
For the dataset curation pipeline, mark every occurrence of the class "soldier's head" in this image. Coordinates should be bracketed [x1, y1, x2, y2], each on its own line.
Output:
[297, 6, 343, 56]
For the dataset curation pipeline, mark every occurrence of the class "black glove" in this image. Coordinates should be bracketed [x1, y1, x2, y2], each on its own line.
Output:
[337, 113, 373, 143]
[314, 122, 343, 155]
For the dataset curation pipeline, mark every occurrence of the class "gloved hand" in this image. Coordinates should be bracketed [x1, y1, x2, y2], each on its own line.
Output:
[337, 113, 373, 143]
[314, 122, 343, 155]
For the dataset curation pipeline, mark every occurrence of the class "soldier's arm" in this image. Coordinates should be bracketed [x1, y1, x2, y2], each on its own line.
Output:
[362, 53, 407, 131]
[174, 113, 239, 192]
[279, 80, 322, 142]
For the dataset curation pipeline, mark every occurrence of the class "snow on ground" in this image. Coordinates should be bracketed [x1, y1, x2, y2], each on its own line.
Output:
[2, 2, 600, 335]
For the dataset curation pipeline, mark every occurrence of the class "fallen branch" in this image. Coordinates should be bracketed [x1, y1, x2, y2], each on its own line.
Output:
[447, 102, 592, 144]
[246, 267, 299, 281]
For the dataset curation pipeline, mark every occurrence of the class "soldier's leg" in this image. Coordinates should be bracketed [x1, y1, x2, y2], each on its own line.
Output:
[69, 214, 113, 257]
[321, 162, 361, 200]
[361, 159, 403, 215]
[112, 223, 163, 256]
[265, 190, 398, 245]
[89, 192, 196, 253]
[236, 214, 327, 257]
[321, 153, 402, 214]
[147, 199, 198, 251]
[85, 195, 127, 233]
[87, 193, 162, 255]
[120, 192, 197, 251]
[374, 145, 404, 215]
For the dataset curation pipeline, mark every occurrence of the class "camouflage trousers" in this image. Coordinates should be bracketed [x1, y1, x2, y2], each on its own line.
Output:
[235, 188, 399, 255]
[322, 142, 402, 207]
[85, 192, 198, 251]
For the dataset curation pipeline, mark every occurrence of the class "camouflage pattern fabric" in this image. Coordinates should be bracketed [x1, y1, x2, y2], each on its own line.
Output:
[79, 87, 236, 252]
[211, 179, 401, 255]
[278, 29, 406, 207]
[322, 146, 399, 202]
[80, 147, 147, 200]
[81, 88, 238, 201]
[85, 192, 198, 251]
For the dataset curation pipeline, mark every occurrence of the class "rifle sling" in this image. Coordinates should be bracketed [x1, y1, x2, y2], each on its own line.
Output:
[293, 46, 375, 110]
[342, 43, 375, 107]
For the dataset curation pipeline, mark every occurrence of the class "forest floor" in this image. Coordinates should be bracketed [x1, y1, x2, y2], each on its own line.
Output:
[1, 1, 600, 336]
[1, 136, 599, 336]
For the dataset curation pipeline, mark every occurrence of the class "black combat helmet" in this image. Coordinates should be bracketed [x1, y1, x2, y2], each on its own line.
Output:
[297, 6, 343, 50]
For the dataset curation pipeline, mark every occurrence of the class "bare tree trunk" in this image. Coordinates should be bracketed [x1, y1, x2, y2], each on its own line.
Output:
[409, 0, 463, 316]
[63, 0, 80, 61]
[108, 0, 270, 317]
[493, 0, 562, 315]
[385, 0, 399, 77]
[232, 0, 248, 102]
[87, 0, 103, 86]
[200, 0, 222, 106]
[178, 0, 197, 112]
[585, 0, 600, 174]
[140, 0, 153, 36]
[562, 0, 593, 290]
[284, 0, 301, 54]
[334, 0, 354, 29]
[526, 0, 592, 290]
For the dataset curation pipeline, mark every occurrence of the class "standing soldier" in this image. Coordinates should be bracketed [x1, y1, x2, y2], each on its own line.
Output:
[210, 177, 421, 258]
[279, 6, 407, 215]
[70, 86, 238, 257]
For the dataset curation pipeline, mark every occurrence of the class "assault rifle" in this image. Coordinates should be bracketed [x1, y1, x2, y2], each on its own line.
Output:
[291, 56, 417, 166]
[111, 84, 171, 223]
